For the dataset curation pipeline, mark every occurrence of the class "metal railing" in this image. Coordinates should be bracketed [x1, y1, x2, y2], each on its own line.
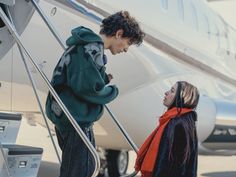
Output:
[4, 5, 62, 165]
[0, 3, 101, 177]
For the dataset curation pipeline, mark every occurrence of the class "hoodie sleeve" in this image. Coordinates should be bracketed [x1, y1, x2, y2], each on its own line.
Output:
[66, 53, 119, 105]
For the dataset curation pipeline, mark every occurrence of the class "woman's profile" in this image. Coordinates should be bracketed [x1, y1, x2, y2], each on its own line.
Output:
[135, 81, 200, 177]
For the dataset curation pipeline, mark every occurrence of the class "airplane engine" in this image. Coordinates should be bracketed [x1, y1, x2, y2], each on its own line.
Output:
[196, 95, 217, 143]
[199, 99, 236, 155]
[195, 95, 236, 155]
[0, 0, 38, 59]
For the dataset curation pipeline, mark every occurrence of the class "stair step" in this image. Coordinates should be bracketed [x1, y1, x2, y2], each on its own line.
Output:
[0, 144, 43, 177]
[0, 112, 22, 144]
[3, 144, 43, 155]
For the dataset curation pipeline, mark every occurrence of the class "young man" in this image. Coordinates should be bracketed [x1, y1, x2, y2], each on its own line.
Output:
[46, 11, 145, 177]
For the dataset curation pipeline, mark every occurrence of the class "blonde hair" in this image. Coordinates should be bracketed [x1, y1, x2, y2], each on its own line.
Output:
[178, 81, 199, 109]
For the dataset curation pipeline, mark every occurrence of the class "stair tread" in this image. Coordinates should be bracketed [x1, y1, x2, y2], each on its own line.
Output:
[3, 144, 43, 155]
[0, 112, 22, 121]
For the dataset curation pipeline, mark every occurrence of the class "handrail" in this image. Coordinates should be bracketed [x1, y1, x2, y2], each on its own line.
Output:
[0, 5, 100, 177]
[17, 40, 63, 164]
[0, 142, 11, 177]
[5, 5, 62, 165]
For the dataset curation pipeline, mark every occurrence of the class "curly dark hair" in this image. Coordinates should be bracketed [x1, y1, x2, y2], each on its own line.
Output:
[100, 11, 145, 46]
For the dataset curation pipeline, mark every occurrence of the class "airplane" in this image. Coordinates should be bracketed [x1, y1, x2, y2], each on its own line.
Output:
[0, 0, 236, 176]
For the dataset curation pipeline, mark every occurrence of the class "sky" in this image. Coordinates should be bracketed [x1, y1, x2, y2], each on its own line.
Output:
[208, 0, 236, 29]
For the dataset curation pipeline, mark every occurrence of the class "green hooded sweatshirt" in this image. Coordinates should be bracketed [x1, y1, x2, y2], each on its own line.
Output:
[45, 26, 119, 132]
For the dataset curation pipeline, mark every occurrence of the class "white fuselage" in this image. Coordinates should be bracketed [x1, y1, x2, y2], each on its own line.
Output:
[0, 0, 236, 154]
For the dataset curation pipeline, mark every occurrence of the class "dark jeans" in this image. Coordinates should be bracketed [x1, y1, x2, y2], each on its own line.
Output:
[55, 124, 95, 177]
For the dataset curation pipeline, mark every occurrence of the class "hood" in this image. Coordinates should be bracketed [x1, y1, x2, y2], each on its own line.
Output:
[66, 26, 103, 47]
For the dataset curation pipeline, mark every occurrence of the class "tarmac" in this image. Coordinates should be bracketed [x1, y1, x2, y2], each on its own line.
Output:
[16, 118, 236, 177]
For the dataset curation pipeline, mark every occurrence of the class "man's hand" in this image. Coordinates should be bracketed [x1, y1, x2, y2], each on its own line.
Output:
[107, 74, 113, 82]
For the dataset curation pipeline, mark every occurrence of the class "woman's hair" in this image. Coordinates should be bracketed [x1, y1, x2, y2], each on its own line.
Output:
[168, 81, 199, 165]
[100, 11, 145, 46]
[170, 81, 199, 110]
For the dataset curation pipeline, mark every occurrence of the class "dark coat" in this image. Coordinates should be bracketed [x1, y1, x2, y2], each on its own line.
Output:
[153, 112, 198, 177]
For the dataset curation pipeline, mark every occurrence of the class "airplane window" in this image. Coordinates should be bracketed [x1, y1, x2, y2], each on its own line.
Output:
[235, 41, 236, 54]
[202, 16, 210, 39]
[190, 4, 199, 31]
[50, 7, 57, 16]
[216, 25, 221, 50]
[161, 0, 168, 10]
[228, 33, 236, 55]
[225, 33, 231, 55]
[212, 24, 220, 51]
[184, 3, 199, 31]
[178, 0, 184, 21]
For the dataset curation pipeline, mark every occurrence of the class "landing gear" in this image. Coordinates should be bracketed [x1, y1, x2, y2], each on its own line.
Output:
[97, 149, 129, 177]
[97, 148, 108, 177]
[107, 150, 129, 177]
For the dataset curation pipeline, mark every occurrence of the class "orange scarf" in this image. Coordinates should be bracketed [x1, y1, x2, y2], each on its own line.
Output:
[135, 107, 192, 177]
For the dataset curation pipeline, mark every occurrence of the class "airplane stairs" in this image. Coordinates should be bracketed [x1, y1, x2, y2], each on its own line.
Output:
[0, 112, 43, 177]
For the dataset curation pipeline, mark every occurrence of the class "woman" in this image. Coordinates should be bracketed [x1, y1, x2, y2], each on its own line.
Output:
[135, 81, 199, 177]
